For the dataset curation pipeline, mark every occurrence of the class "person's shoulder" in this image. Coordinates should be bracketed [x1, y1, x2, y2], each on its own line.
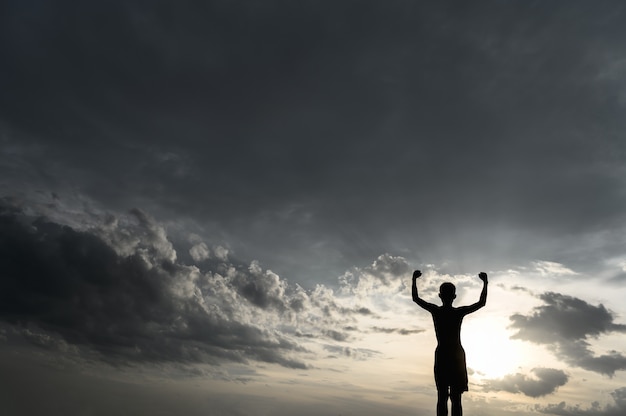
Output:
[428, 304, 442, 313]
[431, 304, 448, 314]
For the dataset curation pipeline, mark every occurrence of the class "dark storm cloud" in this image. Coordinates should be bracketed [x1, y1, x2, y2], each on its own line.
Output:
[538, 387, 626, 416]
[510, 292, 626, 342]
[0, 197, 409, 369]
[2, 1, 626, 282]
[0, 202, 307, 368]
[482, 367, 568, 397]
[230, 261, 288, 311]
[509, 292, 626, 376]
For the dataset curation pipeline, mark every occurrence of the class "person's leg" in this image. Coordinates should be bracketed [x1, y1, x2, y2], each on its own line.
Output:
[437, 387, 449, 416]
[450, 390, 462, 416]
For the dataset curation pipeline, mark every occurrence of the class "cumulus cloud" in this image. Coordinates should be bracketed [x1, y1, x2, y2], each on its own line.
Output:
[482, 368, 568, 397]
[213, 245, 229, 261]
[538, 387, 626, 416]
[0, 203, 310, 368]
[0, 200, 421, 370]
[229, 260, 289, 311]
[509, 292, 626, 375]
[189, 242, 210, 262]
[338, 253, 412, 299]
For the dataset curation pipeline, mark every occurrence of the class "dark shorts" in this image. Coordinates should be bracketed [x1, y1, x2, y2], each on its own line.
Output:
[434, 346, 468, 393]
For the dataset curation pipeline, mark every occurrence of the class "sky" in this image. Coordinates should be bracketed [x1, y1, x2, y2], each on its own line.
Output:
[1, 1, 626, 415]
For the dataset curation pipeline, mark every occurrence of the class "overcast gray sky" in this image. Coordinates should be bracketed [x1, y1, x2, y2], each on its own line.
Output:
[1, 1, 626, 415]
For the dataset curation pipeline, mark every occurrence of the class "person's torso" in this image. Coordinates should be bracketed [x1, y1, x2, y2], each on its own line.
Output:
[431, 306, 465, 349]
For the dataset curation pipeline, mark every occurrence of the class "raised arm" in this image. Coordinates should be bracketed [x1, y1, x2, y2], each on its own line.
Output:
[460, 272, 488, 314]
[412, 270, 437, 312]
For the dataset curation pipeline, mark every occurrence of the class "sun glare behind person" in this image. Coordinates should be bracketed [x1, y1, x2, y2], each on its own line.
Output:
[462, 320, 526, 379]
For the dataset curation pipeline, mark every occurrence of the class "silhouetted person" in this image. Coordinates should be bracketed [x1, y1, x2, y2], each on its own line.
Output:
[412, 270, 488, 416]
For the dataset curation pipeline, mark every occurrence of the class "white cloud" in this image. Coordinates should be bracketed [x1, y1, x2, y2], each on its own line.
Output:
[213, 245, 229, 261]
[189, 242, 210, 262]
[532, 261, 578, 277]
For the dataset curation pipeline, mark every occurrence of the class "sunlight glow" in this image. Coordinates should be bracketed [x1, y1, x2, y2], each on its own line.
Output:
[462, 319, 530, 379]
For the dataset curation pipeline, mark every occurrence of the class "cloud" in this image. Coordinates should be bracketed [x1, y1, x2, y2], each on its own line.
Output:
[323, 345, 380, 361]
[3, 1, 626, 288]
[230, 260, 289, 311]
[189, 242, 210, 262]
[0, 200, 425, 370]
[370, 326, 425, 335]
[510, 292, 626, 342]
[2, 2, 626, 413]
[532, 261, 578, 277]
[509, 292, 626, 375]
[323, 329, 349, 342]
[538, 387, 626, 416]
[482, 368, 568, 397]
[212, 245, 229, 261]
[339, 253, 411, 298]
[557, 342, 626, 377]
[0, 203, 311, 368]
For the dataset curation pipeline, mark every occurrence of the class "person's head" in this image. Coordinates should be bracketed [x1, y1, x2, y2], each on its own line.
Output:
[439, 282, 456, 305]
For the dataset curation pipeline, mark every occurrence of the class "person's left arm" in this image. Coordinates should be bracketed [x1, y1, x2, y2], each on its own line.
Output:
[459, 272, 488, 314]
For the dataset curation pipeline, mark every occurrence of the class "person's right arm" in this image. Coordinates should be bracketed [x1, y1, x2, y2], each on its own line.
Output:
[412, 270, 437, 312]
